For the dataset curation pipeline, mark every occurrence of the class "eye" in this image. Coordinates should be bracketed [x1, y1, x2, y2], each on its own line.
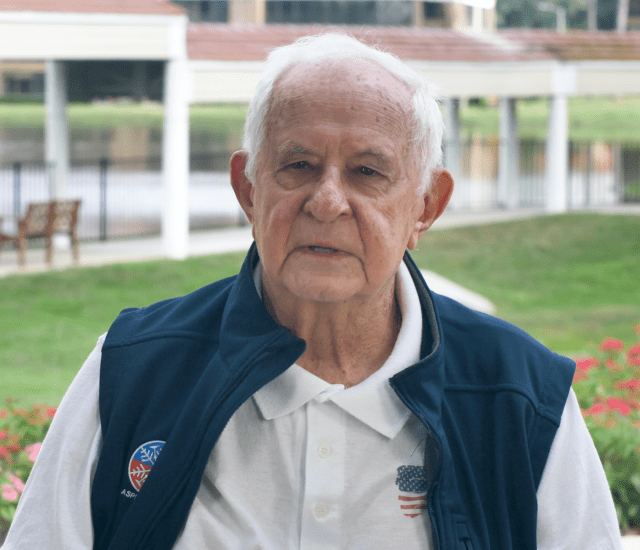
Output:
[358, 166, 378, 177]
[289, 161, 310, 170]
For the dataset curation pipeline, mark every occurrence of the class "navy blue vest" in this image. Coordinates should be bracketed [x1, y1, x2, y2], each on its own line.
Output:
[92, 245, 574, 549]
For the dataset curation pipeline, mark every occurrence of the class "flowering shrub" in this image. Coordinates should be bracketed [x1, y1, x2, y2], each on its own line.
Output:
[0, 398, 55, 540]
[573, 327, 640, 533]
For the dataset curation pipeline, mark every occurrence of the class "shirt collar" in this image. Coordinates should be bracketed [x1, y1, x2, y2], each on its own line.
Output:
[252, 259, 423, 439]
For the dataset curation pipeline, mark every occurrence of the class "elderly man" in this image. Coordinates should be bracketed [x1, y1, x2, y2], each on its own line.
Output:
[5, 34, 621, 550]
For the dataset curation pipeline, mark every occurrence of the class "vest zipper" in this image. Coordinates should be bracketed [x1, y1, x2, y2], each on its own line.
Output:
[390, 383, 444, 550]
[423, 421, 443, 550]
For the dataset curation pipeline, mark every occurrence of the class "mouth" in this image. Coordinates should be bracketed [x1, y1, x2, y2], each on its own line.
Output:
[308, 245, 340, 254]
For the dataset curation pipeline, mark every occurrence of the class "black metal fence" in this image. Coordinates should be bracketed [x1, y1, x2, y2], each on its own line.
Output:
[1, 140, 638, 243]
[0, 153, 241, 242]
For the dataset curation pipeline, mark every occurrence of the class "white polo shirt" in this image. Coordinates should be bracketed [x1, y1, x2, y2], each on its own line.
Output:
[4, 264, 622, 549]
[175, 261, 432, 549]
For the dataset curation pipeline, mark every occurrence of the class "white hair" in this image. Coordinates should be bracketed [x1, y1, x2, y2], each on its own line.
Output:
[242, 33, 444, 194]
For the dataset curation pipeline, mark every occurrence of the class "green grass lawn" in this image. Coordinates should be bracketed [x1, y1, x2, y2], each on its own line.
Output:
[459, 96, 640, 142]
[1, 213, 639, 407]
[412, 213, 640, 351]
[0, 102, 248, 130]
[1, 98, 639, 142]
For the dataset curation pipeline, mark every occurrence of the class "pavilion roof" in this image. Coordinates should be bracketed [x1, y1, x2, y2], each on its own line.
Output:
[499, 29, 640, 61]
[187, 24, 557, 63]
[188, 24, 640, 63]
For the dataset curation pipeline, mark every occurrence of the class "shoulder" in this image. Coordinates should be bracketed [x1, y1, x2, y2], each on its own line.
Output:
[103, 275, 238, 350]
[433, 293, 575, 424]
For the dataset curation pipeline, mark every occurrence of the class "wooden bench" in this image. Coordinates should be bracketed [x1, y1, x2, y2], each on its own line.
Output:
[0, 200, 81, 266]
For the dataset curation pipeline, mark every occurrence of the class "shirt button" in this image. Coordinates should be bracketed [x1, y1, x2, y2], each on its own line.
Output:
[315, 503, 329, 518]
[317, 444, 332, 458]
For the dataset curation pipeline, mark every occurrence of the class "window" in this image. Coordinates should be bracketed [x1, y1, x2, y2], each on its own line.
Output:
[423, 2, 444, 20]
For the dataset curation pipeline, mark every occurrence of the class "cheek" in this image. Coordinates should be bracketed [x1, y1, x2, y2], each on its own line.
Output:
[254, 194, 301, 251]
[361, 201, 419, 255]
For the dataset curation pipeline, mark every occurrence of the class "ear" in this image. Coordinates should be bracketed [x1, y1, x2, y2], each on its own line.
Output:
[230, 151, 255, 226]
[407, 168, 454, 250]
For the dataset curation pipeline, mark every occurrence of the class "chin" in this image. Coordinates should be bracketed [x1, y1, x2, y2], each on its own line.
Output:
[285, 275, 363, 304]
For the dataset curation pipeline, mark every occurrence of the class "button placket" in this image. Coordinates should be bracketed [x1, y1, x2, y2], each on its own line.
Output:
[300, 399, 346, 549]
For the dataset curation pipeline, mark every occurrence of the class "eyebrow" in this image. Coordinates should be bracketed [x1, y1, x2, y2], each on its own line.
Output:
[353, 149, 393, 172]
[274, 141, 310, 161]
[273, 142, 394, 172]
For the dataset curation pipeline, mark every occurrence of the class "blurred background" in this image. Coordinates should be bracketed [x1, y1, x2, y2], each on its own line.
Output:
[0, 0, 639, 243]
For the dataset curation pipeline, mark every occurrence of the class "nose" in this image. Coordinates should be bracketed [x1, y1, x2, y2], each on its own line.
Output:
[303, 166, 351, 222]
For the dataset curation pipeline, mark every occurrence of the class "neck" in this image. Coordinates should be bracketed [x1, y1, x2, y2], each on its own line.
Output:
[263, 278, 401, 388]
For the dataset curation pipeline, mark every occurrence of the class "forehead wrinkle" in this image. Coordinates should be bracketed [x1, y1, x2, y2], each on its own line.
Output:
[268, 60, 414, 131]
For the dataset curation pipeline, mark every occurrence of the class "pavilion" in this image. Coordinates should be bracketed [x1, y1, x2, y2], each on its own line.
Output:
[1, 0, 639, 258]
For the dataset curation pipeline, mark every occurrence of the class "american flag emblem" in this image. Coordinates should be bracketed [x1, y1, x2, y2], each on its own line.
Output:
[396, 465, 428, 518]
[128, 440, 165, 492]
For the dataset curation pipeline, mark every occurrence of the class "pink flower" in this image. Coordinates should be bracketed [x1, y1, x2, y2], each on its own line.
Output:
[576, 357, 598, 372]
[8, 473, 24, 493]
[606, 397, 632, 416]
[615, 379, 640, 391]
[605, 358, 624, 371]
[0, 446, 9, 459]
[24, 443, 41, 463]
[1, 483, 18, 502]
[573, 371, 587, 383]
[583, 404, 607, 417]
[599, 338, 625, 352]
[0, 430, 7, 440]
[627, 344, 640, 367]
[0, 473, 24, 502]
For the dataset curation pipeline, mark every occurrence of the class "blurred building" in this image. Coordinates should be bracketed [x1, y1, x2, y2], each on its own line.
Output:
[630, 0, 640, 30]
[171, 0, 495, 31]
[0, 0, 495, 101]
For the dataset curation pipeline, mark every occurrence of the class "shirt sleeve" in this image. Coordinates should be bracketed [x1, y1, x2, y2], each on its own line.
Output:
[536, 387, 623, 550]
[3, 335, 104, 550]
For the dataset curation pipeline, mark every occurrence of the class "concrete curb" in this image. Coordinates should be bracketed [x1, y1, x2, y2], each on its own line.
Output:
[420, 269, 496, 314]
[623, 535, 640, 549]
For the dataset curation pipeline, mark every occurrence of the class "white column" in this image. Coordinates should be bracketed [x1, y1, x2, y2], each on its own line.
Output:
[472, 6, 483, 32]
[45, 60, 69, 200]
[162, 57, 190, 260]
[498, 97, 518, 209]
[545, 62, 575, 213]
[444, 98, 461, 185]
[545, 95, 568, 212]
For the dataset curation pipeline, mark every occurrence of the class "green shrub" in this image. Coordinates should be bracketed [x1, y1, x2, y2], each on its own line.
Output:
[573, 327, 640, 532]
[0, 399, 55, 539]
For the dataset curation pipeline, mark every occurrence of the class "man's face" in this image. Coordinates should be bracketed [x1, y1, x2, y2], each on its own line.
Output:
[236, 59, 438, 306]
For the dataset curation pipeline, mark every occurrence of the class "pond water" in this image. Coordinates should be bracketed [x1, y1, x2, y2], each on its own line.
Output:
[0, 124, 244, 171]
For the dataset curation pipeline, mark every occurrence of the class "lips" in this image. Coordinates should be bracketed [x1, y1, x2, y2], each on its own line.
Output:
[308, 245, 339, 253]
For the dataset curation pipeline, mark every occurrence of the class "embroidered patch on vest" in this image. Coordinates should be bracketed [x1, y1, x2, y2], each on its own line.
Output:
[396, 465, 428, 518]
[128, 440, 165, 492]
